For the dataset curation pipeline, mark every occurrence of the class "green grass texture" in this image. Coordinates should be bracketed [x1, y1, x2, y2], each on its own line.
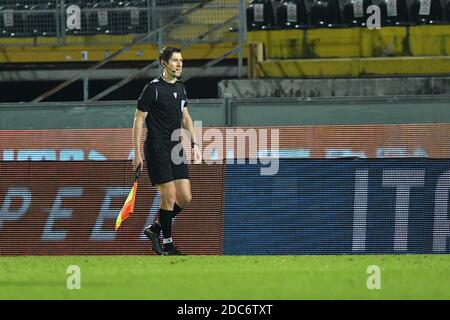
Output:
[0, 255, 449, 300]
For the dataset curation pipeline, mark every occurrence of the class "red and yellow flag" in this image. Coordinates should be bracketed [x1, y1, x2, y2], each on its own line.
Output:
[115, 181, 138, 231]
[115, 164, 141, 231]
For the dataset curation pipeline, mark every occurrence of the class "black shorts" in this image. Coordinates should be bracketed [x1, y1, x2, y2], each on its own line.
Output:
[144, 139, 190, 186]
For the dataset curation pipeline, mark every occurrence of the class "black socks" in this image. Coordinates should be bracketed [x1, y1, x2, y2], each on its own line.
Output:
[149, 203, 184, 246]
[150, 220, 161, 234]
[159, 208, 173, 241]
[173, 203, 183, 219]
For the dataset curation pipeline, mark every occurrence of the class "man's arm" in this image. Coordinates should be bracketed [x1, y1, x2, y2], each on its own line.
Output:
[182, 108, 202, 164]
[182, 107, 197, 144]
[132, 109, 148, 170]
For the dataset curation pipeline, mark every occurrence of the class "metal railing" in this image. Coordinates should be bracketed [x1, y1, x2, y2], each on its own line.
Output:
[0, 0, 240, 46]
[30, 0, 247, 102]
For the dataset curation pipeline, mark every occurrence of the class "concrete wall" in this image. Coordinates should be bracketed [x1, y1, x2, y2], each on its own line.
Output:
[229, 96, 450, 126]
[0, 99, 225, 130]
[218, 77, 450, 98]
[1, 95, 449, 129]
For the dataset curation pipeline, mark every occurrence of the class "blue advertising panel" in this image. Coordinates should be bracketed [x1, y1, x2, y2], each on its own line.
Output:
[224, 159, 450, 255]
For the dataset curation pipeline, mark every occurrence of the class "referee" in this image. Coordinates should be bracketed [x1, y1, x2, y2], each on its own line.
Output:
[132, 47, 202, 256]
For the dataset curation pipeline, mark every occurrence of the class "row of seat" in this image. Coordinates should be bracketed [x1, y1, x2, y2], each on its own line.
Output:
[0, 2, 57, 37]
[0, 0, 182, 6]
[0, 1, 152, 37]
[0, 0, 201, 37]
[0, 0, 197, 9]
[2, 0, 449, 38]
[248, 0, 450, 29]
[66, 1, 149, 35]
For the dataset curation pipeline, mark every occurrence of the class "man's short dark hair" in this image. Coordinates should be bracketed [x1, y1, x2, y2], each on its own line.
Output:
[159, 47, 181, 66]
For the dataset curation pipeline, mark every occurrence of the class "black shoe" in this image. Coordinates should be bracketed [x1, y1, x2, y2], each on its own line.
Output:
[143, 226, 162, 255]
[162, 245, 184, 256]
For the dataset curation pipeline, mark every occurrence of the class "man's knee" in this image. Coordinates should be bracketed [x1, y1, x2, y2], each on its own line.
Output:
[177, 192, 192, 209]
[160, 187, 177, 207]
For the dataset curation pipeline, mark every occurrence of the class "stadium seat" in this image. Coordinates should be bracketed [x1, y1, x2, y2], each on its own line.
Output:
[26, 3, 57, 37]
[0, 3, 26, 37]
[410, 0, 443, 24]
[109, 1, 128, 35]
[310, 0, 341, 28]
[88, 2, 113, 35]
[445, 0, 450, 22]
[342, 0, 373, 27]
[121, 1, 148, 34]
[0, 5, 11, 37]
[277, 0, 309, 29]
[379, 0, 410, 26]
[110, 0, 148, 35]
[246, 0, 275, 30]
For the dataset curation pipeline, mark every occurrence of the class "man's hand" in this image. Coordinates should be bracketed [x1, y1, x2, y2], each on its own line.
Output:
[133, 154, 144, 171]
[193, 145, 202, 164]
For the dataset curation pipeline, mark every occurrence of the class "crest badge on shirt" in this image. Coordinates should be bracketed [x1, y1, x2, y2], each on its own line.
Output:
[173, 92, 177, 99]
[181, 99, 186, 112]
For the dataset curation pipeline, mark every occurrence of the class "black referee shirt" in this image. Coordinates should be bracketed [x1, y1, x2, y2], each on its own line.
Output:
[137, 76, 188, 140]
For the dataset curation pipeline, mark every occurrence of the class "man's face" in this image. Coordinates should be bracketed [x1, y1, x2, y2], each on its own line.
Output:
[165, 52, 183, 77]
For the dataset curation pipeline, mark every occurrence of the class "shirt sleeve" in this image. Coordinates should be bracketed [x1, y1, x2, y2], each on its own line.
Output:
[137, 84, 156, 112]
[182, 83, 188, 108]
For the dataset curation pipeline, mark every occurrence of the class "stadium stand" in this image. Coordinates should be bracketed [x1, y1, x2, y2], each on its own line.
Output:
[246, 0, 276, 30]
[379, 0, 410, 26]
[276, 0, 309, 29]
[27, 2, 57, 37]
[120, 1, 148, 34]
[0, 0, 449, 98]
[446, 0, 450, 21]
[310, 0, 342, 27]
[342, 0, 373, 27]
[410, 0, 445, 24]
[245, 0, 450, 78]
[0, 2, 25, 37]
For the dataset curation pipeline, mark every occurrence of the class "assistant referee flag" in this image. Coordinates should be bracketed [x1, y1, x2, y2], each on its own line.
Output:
[115, 164, 141, 231]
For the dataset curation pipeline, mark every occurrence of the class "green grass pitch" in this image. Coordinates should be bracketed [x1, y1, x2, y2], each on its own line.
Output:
[0, 255, 449, 299]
